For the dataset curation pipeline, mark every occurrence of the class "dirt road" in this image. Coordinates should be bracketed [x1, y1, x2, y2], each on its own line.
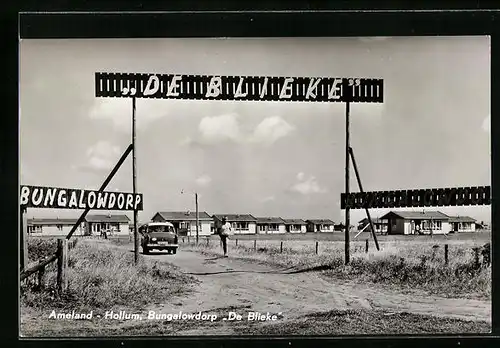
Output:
[131, 247, 491, 324]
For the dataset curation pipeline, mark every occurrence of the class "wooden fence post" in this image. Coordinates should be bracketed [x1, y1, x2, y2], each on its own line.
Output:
[37, 266, 46, 290]
[182, 237, 185, 243]
[57, 239, 68, 293]
[280, 241, 283, 253]
[254, 240, 257, 251]
[473, 247, 480, 268]
[365, 239, 369, 253]
[207, 237, 210, 246]
[188, 236, 190, 243]
[432, 245, 439, 261]
[444, 244, 449, 265]
[315, 241, 319, 255]
[236, 239, 238, 247]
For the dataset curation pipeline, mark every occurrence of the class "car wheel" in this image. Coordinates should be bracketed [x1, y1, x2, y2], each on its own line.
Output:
[167, 249, 172, 254]
[143, 247, 150, 255]
[172, 248, 177, 255]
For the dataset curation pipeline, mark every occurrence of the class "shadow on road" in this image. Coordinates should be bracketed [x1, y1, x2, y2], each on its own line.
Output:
[185, 264, 336, 276]
[186, 265, 302, 276]
[204, 256, 226, 261]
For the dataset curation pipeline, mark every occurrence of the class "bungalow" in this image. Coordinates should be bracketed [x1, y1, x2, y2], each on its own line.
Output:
[213, 214, 258, 234]
[85, 214, 131, 236]
[379, 210, 450, 235]
[448, 216, 476, 233]
[357, 217, 388, 234]
[151, 211, 212, 236]
[306, 219, 335, 233]
[283, 219, 307, 233]
[256, 217, 287, 234]
[27, 218, 85, 236]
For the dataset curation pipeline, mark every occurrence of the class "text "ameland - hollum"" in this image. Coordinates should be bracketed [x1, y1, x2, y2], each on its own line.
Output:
[20, 185, 143, 211]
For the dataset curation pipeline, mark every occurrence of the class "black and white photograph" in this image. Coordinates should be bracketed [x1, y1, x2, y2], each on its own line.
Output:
[19, 36, 491, 336]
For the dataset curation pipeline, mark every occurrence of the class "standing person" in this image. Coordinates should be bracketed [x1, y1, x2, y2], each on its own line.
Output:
[219, 217, 232, 257]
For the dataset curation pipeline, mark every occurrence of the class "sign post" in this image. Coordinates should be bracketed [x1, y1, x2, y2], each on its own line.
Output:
[132, 96, 139, 264]
[345, 102, 351, 265]
[20, 206, 28, 271]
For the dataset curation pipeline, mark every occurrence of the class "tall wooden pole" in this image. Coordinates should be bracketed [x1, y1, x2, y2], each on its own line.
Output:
[345, 102, 351, 265]
[132, 96, 139, 264]
[195, 192, 199, 245]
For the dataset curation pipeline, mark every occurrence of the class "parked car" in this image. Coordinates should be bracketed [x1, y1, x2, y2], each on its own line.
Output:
[139, 222, 178, 255]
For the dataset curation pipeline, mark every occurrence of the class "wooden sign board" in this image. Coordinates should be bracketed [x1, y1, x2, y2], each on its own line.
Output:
[95, 72, 384, 103]
[20, 185, 144, 211]
[340, 186, 491, 210]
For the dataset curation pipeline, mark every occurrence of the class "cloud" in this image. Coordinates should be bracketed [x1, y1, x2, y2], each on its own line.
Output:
[81, 141, 121, 171]
[89, 98, 170, 131]
[250, 116, 295, 145]
[193, 114, 295, 146]
[198, 113, 243, 143]
[482, 114, 490, 133]
[291, 173, 327, 195]
[195, 174, 212, 187]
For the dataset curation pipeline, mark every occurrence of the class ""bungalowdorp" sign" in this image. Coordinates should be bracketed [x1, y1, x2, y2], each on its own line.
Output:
[95, 72, 384, 103]
[340, 186, 491, 210]
[20, 185, 143, 211]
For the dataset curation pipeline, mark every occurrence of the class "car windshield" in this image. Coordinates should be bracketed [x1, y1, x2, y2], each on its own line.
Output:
[148, 225, 174, 233]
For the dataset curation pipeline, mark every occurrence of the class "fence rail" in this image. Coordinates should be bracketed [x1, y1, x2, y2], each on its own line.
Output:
[21, 238, 78, 293]
[178, 237, 491, 267]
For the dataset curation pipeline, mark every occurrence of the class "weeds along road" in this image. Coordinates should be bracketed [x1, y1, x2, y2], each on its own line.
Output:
[115, 244, 491, 325]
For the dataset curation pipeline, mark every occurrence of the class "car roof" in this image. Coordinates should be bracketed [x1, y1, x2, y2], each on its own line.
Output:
[143, 222, 175, 227]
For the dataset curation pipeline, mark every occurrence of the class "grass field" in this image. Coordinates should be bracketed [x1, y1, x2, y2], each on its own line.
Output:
[181, 232, 492, 300]
[20, 235, 491, 336]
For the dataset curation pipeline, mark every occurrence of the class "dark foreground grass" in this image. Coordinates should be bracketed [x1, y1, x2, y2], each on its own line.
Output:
[20, 308, 490, 337]
[21, 239, 198, 312]
[234, 309, 491, 336]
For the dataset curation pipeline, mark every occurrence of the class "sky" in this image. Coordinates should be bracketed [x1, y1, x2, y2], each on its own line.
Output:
[19, 36, 491, 224]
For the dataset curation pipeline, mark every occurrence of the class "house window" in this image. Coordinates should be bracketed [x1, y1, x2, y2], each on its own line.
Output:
[29, 226, 42, 234]
[57, 225, 63, 231]
[269, 224, 278, 231]
[232, 222, 249, 231]
[259, 225, 266, 232]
